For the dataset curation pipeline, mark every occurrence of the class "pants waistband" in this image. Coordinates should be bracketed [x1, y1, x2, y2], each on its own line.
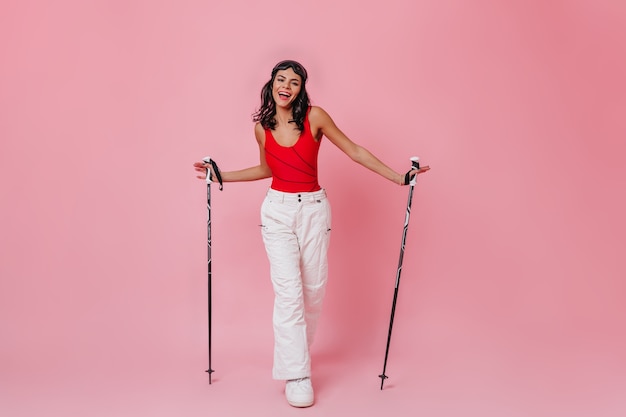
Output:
[266, 188, 327, 203]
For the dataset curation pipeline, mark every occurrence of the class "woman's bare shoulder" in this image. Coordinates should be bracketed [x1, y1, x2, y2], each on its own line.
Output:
[254, 122, 266, 144]
[308, 106, 332, 127]
[309, 105, 329, 118]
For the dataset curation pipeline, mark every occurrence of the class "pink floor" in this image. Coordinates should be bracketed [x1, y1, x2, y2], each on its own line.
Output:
[3, 307, 625, 417]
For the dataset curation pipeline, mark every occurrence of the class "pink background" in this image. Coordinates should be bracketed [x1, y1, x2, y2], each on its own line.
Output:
[2, 1, 625, 416]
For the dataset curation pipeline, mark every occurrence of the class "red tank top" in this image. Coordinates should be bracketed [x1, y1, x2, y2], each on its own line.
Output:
[264, 112, 322, 192]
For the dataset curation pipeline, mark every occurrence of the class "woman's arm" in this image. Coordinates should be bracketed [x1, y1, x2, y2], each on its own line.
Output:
[193, 123, 273, 182]
[309, 106, 429, 185]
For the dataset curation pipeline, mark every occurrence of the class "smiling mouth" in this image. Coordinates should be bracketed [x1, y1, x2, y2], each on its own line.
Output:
[277, 91, 291, 100]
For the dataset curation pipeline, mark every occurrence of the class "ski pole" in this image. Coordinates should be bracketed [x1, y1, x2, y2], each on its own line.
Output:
[202, 156, 223, 384]
[379, 156, 420, 390]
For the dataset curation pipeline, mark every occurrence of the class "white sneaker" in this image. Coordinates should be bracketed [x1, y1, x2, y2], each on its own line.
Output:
[285, 377, 314, 407]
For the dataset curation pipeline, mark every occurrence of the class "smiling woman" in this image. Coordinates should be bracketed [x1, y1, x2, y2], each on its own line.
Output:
[192, 59, 429, 408]
[254, 60, 309, 134]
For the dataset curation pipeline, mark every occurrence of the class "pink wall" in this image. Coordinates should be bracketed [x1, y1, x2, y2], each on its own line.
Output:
[1, 1, 625, 416]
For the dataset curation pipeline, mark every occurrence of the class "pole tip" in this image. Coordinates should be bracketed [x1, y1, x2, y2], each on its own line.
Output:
[202, 156, 212, 164]
[378, 373, 388, 390]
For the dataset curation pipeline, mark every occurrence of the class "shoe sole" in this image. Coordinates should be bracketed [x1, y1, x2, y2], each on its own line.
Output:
[288, 400, 314, 408]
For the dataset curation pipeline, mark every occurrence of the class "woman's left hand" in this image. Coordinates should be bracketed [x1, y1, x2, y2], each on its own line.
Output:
[401, 165, 430, 185]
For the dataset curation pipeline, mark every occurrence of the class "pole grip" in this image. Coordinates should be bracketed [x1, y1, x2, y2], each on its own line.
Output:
[202, 156, 213, 185]
[202, 156, 223, 190]
[405, 156, 419, 186]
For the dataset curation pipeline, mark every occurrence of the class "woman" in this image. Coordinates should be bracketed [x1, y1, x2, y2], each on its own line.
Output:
[193, 60, 430, 407]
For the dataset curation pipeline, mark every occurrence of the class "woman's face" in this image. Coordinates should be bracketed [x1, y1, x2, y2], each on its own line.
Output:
[272, 68, 302, 109]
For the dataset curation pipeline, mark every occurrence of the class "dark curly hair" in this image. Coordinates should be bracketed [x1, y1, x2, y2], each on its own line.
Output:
[252, 60, 310, 132]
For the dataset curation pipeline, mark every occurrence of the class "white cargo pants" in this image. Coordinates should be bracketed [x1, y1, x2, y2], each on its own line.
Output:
[260, 188, 331, 380]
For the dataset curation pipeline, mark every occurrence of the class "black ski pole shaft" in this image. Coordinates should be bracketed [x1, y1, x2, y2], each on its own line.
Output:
[379, 156, 420, 390]
[202, 156, 223, 384]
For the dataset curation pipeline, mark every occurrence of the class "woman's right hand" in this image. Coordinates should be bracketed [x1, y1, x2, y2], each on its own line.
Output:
[193, 161, 215, 180]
